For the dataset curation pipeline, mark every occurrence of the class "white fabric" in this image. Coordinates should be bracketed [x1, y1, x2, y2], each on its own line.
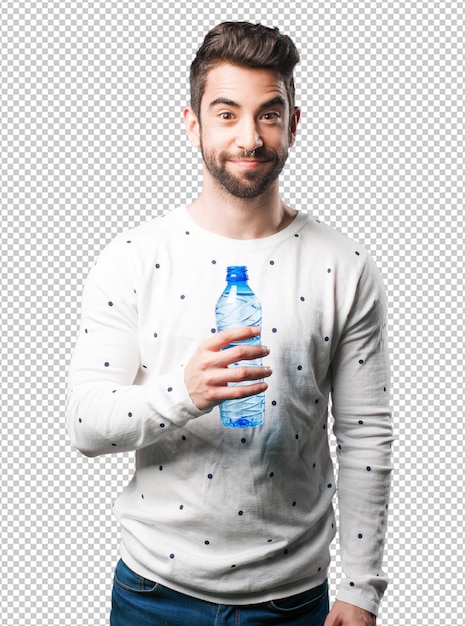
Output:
[67, 206, 393, 615]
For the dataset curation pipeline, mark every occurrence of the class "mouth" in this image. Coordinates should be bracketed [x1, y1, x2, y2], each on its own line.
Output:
[230, 158, 268, 170]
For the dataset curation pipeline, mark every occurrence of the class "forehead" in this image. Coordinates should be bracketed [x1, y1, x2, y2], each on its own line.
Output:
[201, 63, 288, 110]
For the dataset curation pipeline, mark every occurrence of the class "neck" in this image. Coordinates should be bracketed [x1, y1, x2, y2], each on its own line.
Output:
[187, 177, 297, 240]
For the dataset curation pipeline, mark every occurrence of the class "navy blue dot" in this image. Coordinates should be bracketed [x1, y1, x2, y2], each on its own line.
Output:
[297, 365, 302, 371]
[284, 549, 289, 554]
[231, 564, 236, 568]
[295, 434, 299, 439]
[185, 231, 190, 235]
[300, 296, 305, 301]
[211, 259, 217, 264]
[154, 332, 158, 338]
[142, 365, 147, 369]
[241, 437, 246, 443]
[182, 435, 187, 441]
[159, 465, 163, 470]
[327, 268, 332, 273]
[358, 533, 363, 539]
[267, 539, 273, 543]
[104, 362, 110, 367]
[325, 336, 330, 342]
[204, 540, 210, 545]
[167, 387, 173, 392]
[269, 472, 274, 478]
[355, 251, 360, 256]
[112, 389, 117, 393]
[111, 443, 117, 447]
[238, 510, 244, 516]
[155, 263, 160, 269]
[269, 260, 275, 265]
[359, 420, 364, 425]
[85, 328, 88, 333]
[318, 567, 322, 572]
[141, 494, 144, 499]
[271, 400, 277, 406]
[78, 418, 82, 423]
[211, 328, 216, 333]
[179, 504, 184, 510]
[126, 240, 132, 244]
[170, 553, 175, 559]
[367, 466, 372, 471]
[128, 412, 133, 417]
[108, 301, 113, 307]
[292, 501, 297, 506]
[359, 359, 365, 365]
[180, 294, 186, 300]
[208, 473, 213, 479]
[350, 582, 355, 587]
[294, 233, 300, 237]
[160, 423, 165, 428]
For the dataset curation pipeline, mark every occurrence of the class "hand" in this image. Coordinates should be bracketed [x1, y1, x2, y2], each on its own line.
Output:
[184, 327, 272, 411]
[324, 600, 376, 626]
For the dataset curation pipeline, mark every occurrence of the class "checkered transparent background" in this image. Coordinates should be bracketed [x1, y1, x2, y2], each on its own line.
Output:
[1, 1, 463, 624]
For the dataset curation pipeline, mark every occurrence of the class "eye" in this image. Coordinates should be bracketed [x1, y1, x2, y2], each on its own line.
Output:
[262, 111, 281, 122]
[219, 111, 234, 120]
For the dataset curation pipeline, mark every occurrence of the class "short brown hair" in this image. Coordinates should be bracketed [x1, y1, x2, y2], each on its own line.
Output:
[190, 21, 300, 120]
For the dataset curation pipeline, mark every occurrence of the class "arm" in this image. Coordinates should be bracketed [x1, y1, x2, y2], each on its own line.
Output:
[66, 239, 271, 457]
[330, 254, 393, 618]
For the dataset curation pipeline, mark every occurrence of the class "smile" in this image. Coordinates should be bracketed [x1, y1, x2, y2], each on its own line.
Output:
[230, 159, 268, 170]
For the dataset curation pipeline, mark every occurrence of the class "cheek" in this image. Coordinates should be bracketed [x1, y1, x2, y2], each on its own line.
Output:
[200, 129, 224, 151]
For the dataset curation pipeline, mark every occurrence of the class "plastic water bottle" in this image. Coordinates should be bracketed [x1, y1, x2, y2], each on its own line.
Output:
[215, 266, 265, 428]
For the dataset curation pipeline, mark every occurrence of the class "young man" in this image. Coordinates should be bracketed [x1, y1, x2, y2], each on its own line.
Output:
[67, 22, 393, 626]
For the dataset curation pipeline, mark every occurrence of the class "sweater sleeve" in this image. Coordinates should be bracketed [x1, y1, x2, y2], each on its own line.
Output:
[66, 237, 208, 458]
[330, 253, 393, 616]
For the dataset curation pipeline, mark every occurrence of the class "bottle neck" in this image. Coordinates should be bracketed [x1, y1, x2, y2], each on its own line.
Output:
[226, 265, 248, 283]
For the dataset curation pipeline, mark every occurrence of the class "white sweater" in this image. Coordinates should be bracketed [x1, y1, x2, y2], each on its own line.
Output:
[67, 206, 393, 616]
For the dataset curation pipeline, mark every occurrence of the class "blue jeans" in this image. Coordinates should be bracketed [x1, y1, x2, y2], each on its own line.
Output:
[111, 559, 329, 626]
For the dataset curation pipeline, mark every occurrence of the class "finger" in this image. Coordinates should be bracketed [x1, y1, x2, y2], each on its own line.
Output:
[217, 343, 270, 367]
[213, 365, 273, 385]
[205, 326, 261, 351]
[209, 380, 269, 402]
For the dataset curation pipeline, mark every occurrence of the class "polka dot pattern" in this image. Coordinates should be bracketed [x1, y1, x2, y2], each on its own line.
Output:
[66, 207, 392, 612]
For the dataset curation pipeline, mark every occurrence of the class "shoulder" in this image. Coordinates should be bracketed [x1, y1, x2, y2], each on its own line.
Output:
[82, 207, 186, 292]
[299, 214, 368, 260]
[296, 213, 387, 309]
[95, 206, 184, 264]
[298, 213, 379, 279]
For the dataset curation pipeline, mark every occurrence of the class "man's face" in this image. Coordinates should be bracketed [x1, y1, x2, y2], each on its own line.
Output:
[192, 63, 299, 199]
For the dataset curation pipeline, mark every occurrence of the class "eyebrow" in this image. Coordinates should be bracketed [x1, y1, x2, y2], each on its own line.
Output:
[208, 96, 286, 110]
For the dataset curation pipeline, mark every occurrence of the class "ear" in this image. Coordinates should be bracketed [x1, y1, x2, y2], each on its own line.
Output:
[289, 106, 301, 147]
[183, 106, 201, 148]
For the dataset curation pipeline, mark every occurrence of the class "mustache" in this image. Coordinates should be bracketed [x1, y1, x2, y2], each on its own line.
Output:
[225, 148, 274, 161]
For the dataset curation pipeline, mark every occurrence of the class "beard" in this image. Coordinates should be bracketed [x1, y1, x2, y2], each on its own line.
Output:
[200, 144, 289, 199]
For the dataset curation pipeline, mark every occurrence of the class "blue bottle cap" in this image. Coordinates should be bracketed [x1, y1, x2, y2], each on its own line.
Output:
[226, 266, 248, 281]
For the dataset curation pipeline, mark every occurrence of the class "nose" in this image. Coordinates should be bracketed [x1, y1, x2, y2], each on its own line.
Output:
[235, 119, 263, 154]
